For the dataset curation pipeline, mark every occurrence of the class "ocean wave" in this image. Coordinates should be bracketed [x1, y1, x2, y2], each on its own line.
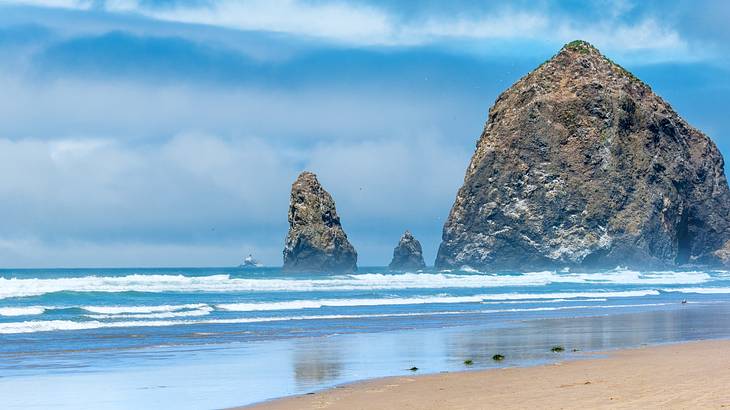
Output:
[0, 270, 710, 299]
[0, 302, 674, 334]
[216, 290, 657, 312]
[216, 296, 486, 312]
[80, 303, 213, 319]
[0, 274, 237, 299]
[0, 291, 654, 318]
[0, 319, 182, 334]
[480, 302, 671, 314]
[81, 303, 209, 314]
[85, 306, 214, 320]
[0, 313, 470, 334]
[476, 290, 660, 300]
[0, 304, 215, 318]
[661, 287, 730, 295]
[0, 306, 46, 316]
[544, 269, 710, 285]
[480, 298, 607, 304]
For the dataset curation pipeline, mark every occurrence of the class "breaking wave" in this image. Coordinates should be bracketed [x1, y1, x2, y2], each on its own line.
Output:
[0, 269, 710, 299]
[0, 302, 674, 334]
[661, 287, 730, 295]
[0, 307, 46, 316]
[0, 290, 657, 318]
[216, 290, 658, 312]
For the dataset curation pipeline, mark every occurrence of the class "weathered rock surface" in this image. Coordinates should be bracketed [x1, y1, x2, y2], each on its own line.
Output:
[283, 171, 357, 273]
[389, 230, 426, 271]
[715, 240, 730, 266]
[436, 40, 730, 271]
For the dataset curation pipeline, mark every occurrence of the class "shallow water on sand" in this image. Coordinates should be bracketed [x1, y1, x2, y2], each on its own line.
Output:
[1, 267, 730, 408]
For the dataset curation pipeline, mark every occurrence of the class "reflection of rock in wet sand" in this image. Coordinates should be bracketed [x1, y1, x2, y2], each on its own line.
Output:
[445, 308, 694, 363]
[293, 343, 343, 388]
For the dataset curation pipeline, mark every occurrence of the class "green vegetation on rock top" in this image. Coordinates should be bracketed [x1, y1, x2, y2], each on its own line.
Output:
[563, 40, 595, 54]
[561, 40, 644, 85]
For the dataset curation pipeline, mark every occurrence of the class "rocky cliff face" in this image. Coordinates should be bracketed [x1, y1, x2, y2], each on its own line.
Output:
[389, 230, 426, 271]
[283, 171, 357, 273]
[436, 41, 730, 271]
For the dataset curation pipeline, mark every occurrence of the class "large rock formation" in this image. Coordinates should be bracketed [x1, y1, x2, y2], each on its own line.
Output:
[283, 171, 357, 273]
[436, 40, 730, 271]
[389, 230, 426, 271]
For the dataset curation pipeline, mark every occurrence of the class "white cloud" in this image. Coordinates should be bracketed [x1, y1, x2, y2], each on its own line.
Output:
[409, 12, 550, 42]
[132, 0, 395, 46]
[0, 73, 486, 144]
[2, 0, 92, 8]
[3, 0, 691, 57]
[129, 0, 688, 56]
[557, 19, 687, 55]
[0, 134, 289, 231]
[0, 132, 468, 267]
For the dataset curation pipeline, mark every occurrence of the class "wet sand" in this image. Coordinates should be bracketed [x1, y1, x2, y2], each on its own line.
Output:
[243, 339, 730, 409]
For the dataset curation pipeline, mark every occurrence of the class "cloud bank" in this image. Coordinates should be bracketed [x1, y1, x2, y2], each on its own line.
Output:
[0, 132, 469, 267]
[4, 0, 697, 61]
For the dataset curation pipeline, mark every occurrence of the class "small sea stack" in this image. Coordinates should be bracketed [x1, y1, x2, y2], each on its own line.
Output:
[283, 171, 357, 273]
[389, 230, 426, 271]
[240, 254, 261, 268]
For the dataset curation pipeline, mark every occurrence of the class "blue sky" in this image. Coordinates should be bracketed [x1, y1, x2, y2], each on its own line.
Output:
[1, 0, 729, 267]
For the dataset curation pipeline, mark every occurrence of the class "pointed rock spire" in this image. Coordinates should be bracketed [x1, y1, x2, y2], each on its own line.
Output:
[436, 41, 730, 271]
[283, 172, 357, 273]
[389, 230, 426, 271]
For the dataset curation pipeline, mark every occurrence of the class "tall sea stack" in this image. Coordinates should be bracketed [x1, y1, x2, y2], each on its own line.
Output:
[283, 171, 357, 273]
[436, 41, 730, 271]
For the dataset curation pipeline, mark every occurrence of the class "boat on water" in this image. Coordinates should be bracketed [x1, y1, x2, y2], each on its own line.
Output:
[239, 254, 263, 268]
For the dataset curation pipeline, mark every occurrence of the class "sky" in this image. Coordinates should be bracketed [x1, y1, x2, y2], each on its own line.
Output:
[1, 0, 729, 267]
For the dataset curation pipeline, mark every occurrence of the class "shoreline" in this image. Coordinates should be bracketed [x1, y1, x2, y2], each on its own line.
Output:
[241, 339, 730, 409]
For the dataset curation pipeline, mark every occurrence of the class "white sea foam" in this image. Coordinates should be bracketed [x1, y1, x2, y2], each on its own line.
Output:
[216, 290, 656, 312]
[475, 290, 660, 300]
[0, 319, 183, 334]
[0, 291, 650, 318]
[0, 306, 46, 316]
[479, 302, 671, 313]
[0, 269, 710, 299]
[480, 298, 607, 304]
[81, 304, 209, 314]
[0, 302, 674, 334]
[662, 287, 730, 295]
[0, 274, 240, 299]
[216, 296, 487, 312]
[0, 290, 653, 318]
[85, 306, 214, 319]
[544, 269, 710, 285]
[0, 314, 471, 334]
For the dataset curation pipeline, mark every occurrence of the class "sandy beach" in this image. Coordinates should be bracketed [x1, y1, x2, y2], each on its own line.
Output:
[244, 339, 730, 409]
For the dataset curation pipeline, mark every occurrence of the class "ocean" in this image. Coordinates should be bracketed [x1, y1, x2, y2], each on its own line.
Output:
[2, 266, 730, 409]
